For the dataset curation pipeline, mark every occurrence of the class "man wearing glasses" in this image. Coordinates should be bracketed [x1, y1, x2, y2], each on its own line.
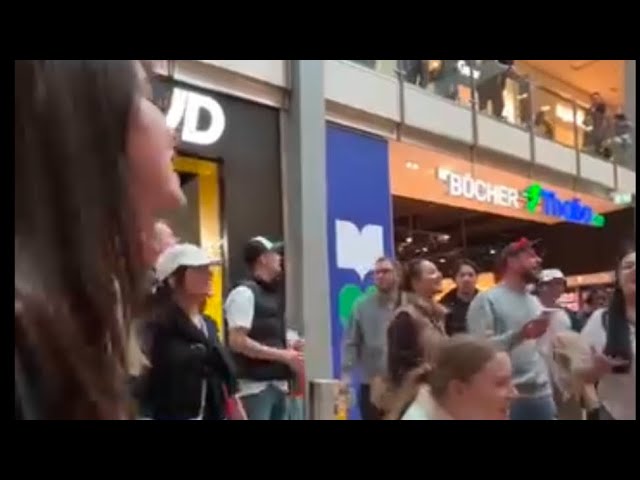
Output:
[341, 257, 400, 420]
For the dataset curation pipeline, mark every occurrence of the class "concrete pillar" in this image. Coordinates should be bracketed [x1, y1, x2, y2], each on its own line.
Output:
[280, 60, 332, 380]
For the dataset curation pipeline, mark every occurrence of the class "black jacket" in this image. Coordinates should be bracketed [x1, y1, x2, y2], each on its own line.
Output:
[144, 301, 238, 420]
[440, 288, 479, 336]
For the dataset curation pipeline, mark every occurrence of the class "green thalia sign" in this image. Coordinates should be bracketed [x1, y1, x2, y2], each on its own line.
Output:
[523, 183, 605, 228]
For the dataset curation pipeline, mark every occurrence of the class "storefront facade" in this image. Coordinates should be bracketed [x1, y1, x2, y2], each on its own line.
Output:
[327, 132, 622, 414]
[152, 78, 282, 334]
[389, 140, 614, 228]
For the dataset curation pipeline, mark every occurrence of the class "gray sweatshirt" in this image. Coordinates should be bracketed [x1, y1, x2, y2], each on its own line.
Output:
[341, 292, 396, 384]
[466, 284, 551, 398]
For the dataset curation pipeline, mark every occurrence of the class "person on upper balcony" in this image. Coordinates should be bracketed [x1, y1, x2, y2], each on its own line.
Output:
[398, 60, 430, 88]
[583, 92, 610, 156]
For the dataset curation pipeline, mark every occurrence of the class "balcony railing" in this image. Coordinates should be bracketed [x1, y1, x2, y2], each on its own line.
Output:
[344, 60, 634, 173]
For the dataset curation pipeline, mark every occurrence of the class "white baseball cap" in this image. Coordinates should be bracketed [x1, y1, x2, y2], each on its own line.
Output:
[539, 268, 566, 283]
[155, 243, 219, 282]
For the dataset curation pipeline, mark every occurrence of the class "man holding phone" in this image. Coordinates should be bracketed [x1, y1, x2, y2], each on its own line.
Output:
[467, 238, 555, 420]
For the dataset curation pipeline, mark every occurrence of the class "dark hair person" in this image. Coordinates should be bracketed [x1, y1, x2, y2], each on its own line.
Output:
[440, 259, 480, 336]
[577, 288, 608, 331]
[371, 259, 448, 416]
[15, 60, 185, 419]
[143, 244, 245, 420]
[398, 258, 448, 362]
[381, 323, 516, 420]
[579, 249, 635, 420]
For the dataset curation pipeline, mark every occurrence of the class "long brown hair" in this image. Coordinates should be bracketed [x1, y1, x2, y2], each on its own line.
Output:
[376, 311, 431, 418]
[15, 61, 147, 419]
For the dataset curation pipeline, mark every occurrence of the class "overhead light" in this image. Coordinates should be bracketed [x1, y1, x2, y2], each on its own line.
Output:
[405, 161, 420, 171]
[439, 258, 446, 263]
[540, 105, 551, 112]
[611, 192, 633, 205]
[489, 248, 497, 255]
[405, 236, 413, 244]
[438, 234, 450, 243]
[422, 247, 429, 253]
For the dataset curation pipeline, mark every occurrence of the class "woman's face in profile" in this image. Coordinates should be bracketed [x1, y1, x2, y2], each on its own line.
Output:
[455, 352, 517, 420]
[126, 61, 186, 223]
[416, 260, 443, 297]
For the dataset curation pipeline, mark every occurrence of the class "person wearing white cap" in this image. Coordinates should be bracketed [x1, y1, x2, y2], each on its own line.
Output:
[535, 268, 576, 419]
[225, 236, 304, 420]
[142, 243, 246, 420]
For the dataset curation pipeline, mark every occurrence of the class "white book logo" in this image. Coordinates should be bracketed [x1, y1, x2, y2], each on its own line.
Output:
[335, 220, 384, 281]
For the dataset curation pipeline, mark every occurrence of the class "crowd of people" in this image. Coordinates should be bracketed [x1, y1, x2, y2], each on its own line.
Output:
[342, 241, 636, 420]
[358, 60, 634, 167]
[14, 60, 635, 420]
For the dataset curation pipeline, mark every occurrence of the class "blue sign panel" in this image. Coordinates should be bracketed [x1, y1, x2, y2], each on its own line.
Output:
[326, 124, 393, 419]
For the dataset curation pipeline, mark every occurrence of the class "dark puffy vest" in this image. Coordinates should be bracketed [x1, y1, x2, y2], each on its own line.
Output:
[231, 279, 292, 381]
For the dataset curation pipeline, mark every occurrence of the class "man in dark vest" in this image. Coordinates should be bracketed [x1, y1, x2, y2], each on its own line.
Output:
[225, 236, 304, 420]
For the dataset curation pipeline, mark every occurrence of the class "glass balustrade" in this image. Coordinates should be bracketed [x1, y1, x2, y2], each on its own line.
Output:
[344, 59, 633, 172]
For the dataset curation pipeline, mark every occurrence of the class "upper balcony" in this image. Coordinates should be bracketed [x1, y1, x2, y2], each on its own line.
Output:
[162, 60, 634, 198]
[331, 60, 635, 197]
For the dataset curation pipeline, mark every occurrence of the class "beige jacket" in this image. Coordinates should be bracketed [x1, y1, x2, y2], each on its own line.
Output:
[551, 330, 599, 410]
[395, 293, 448, 367]
[373, 294, 448, 418]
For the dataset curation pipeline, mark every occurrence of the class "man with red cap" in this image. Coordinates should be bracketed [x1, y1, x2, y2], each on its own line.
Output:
[466, 238, 556, 420]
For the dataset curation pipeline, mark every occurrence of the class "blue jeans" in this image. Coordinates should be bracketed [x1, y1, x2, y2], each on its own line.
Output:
[241, 385, 288, 420]
[287, 397, 305, 420]
[510, 395, 557, 420]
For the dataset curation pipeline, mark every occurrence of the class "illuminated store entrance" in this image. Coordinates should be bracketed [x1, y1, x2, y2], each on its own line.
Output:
[164, 156, 225, 334]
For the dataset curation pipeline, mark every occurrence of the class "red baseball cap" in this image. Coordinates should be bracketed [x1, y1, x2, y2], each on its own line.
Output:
[497, 237, 541, 271]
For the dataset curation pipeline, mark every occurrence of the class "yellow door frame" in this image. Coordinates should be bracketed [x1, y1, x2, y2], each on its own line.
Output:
[174, 156, 225, 339]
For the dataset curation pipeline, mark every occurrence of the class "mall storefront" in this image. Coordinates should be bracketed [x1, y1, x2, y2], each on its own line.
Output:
[152, 78, 282, 335]
[325, 126, 626, 418]
[388, 140, 628, 307]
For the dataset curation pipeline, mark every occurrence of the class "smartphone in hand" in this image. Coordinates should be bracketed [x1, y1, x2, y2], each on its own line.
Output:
[520, 316, 551, 340]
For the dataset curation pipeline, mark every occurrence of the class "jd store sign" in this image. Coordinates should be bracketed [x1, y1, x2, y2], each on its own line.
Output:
[165, 87, 226, 146]
[437, 168, 605, 228]
[152, 79, 226, 157]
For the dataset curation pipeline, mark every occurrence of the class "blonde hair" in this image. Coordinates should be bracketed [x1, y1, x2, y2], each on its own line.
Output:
[428, 335, 496, 400]
[380, 335, 498, 419]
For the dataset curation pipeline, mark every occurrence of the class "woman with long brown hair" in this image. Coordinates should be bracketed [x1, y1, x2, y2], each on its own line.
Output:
[372, 258, 447, 417]
[396, 259, 448, 363]
[382, 319, 516, 420]
[15, 60, 185, 419]
[397, 333, 516, 420]
[578, 248, 635, 420]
